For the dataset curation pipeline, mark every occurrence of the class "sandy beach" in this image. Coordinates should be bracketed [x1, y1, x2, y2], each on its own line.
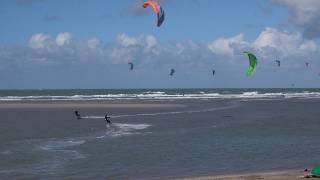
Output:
[175, 169, 308, 180]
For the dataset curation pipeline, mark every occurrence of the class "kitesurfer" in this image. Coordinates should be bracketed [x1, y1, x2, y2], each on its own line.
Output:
[105, 114, 111, 124]
[74, 110, 81, 119]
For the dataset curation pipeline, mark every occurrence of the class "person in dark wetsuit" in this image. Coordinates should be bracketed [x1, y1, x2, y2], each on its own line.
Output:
[74, 110, 81, 119]
[105, 114, 111, 124]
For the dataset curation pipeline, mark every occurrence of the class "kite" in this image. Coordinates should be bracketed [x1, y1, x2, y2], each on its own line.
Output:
[128, 62, 134, 70]
[170, 68, 175, 76]
[243, 51, 258, 77]
[143, 0, 165, 27]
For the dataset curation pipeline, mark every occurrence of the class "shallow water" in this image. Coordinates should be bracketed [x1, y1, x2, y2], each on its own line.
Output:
[0, 90, 320, 179]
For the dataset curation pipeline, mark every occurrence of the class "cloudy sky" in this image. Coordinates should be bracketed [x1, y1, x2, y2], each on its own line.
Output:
[1, 0, 320, 89]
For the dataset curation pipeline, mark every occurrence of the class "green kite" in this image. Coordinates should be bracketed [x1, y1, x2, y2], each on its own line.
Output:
[312, 166, 320, 177]
[243, 51, 258, 77]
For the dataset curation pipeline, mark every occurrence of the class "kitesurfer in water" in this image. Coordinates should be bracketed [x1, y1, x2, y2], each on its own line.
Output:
[74, 110, 81, 119]
[105, 114, 111, 124]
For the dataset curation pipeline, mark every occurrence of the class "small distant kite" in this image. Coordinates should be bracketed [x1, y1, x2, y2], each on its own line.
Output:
[305, 62, 309, 68]
[143, 0, 165, 27]
[128, 62, 134, 70]
[170, 68, 175, 76]
[243, 51, 258, 77]
[275, 60, 281, 67]
[212, 70, 215, 77]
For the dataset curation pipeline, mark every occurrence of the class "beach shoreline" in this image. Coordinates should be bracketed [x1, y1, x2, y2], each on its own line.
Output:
[173, 169, 306, 180]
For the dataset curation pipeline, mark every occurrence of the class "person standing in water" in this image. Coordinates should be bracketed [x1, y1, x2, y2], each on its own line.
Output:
[74, 110, 81, 119]
[105, 114, 111, 124]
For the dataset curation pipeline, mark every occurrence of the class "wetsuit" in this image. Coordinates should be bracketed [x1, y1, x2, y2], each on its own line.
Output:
[105, 114, 111, 124]
[74, 111, 81, 119]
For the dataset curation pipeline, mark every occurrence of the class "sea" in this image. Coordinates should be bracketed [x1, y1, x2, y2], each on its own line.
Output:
[0, 88, 320, 179]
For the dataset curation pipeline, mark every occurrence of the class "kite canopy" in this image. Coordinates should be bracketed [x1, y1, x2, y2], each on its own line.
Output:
[312, 166, 320, 177]
[275, 60, 281, 67]
[306, 62, 309, 68]
[243, 51, 258, 77]
[128, 62, 134, 70]
[143, 0, 165, 27]
[212, 70, 215, 77]
[170, 68, 175, 76]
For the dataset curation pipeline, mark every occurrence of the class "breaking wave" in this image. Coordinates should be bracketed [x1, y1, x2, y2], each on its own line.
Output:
[1, 90, 320, 101]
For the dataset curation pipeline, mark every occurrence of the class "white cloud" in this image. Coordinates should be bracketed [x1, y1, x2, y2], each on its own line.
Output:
[7, 29, 320, 70]
[145, 35, 157, 49]
[116, 33, 158, 49]
[111, 33, 160, 64]
[273, 0, 320, 38]
[208, 34, 248, 56]
[29, 32, 73, 49]
[87, 38, 101, 49]
[207, 28, 318, 61]
[29, 33, 51, 49]
[274, 0, 320, 25]
[117, 33, 139, 47]
[56, 32, 72, 46]
[253, 27, 317, 56]
[3, 28, 320, 88]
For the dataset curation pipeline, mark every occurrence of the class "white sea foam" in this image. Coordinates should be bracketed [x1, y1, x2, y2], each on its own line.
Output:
[39, 139, 86, 165]
[97, 123, 151, 138]
[81, 116, 103, 119]
[40, 139, 86, 151]
[115, 123, 150, 130]
[1, 91, 320, 101]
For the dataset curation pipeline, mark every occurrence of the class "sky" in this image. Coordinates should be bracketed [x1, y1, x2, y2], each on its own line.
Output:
[1, 0, 320, 89]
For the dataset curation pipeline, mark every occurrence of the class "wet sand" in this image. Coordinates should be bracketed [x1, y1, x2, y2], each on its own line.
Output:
[175, 169, 307, 180]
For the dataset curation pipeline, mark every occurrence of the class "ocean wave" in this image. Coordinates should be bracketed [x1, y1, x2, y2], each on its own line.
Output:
[1, 91, 320, 101]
